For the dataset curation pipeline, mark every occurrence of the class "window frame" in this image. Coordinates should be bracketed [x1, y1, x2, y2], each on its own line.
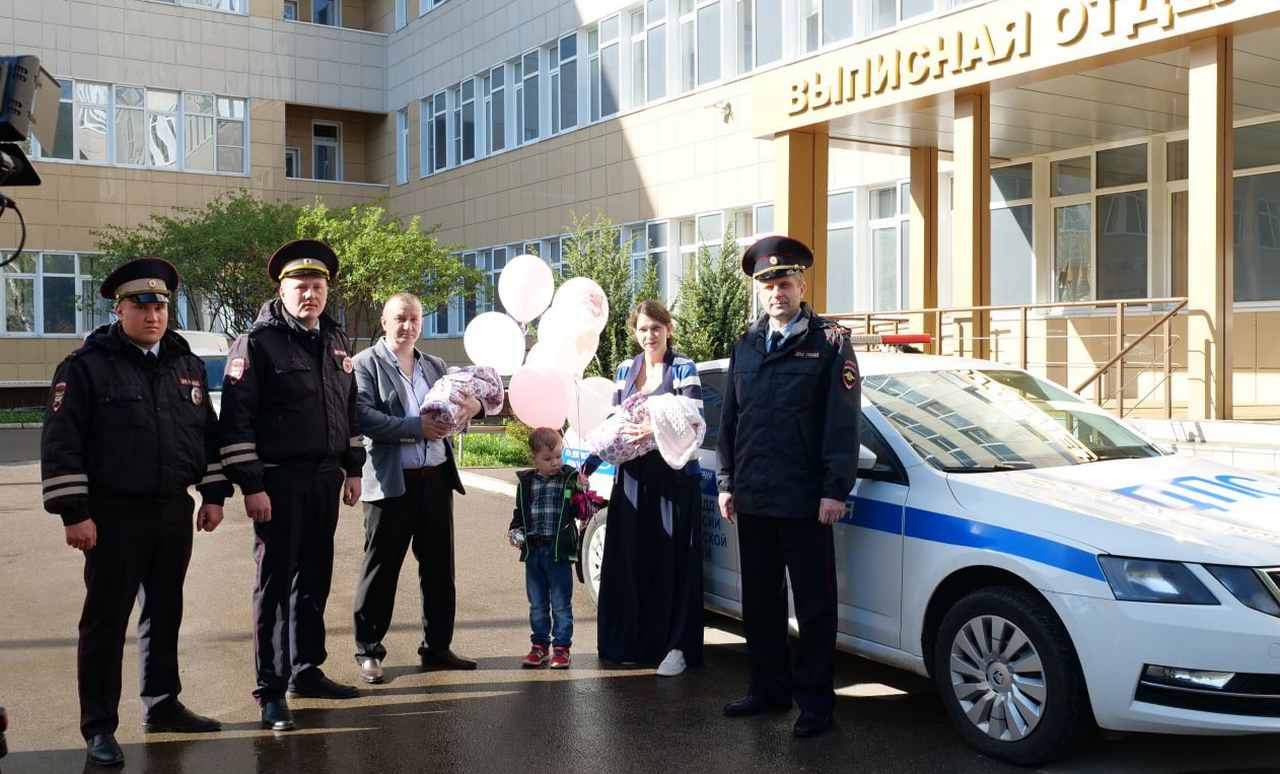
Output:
[284, 145, 300, 178]
[395, 106, 409, 184]
[1, 252, 107, 338]
[311, 120, 343, 182]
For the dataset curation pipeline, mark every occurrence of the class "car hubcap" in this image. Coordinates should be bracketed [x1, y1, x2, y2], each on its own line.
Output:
[949, 615, 1047, 742]
[588, 523, 606, 596]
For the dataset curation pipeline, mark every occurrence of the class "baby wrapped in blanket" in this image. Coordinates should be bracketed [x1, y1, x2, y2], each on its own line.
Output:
[585, 392, 705, 469]
[418, 365, 505, 434]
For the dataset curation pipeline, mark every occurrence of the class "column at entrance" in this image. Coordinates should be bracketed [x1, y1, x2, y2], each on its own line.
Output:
[1186, 35, 1234, 420]
[773, 126, 830, 313]
[952, 86, 991, 359]
[909, 145, 940, 349]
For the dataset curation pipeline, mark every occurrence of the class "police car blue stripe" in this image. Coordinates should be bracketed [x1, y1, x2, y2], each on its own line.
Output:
[904, 507, 1105, 582]
[838, 496, 903, 534]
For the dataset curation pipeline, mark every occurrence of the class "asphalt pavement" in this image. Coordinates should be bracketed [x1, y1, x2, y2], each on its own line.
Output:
[1, 429, 1278, 773]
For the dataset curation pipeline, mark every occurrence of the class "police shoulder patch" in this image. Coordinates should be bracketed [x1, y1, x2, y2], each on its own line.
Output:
[227, 357, 247, 382]
[51, 382, 67, 412]
[841, 359, 859, 391]
[823, 324, 848, 349]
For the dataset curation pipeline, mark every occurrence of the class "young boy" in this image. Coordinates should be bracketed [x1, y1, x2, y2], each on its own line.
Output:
[509, 428, 583, 669]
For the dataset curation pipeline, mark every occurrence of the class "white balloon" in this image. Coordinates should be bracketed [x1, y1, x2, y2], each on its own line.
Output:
[463, 312, 526, 376]
[553, 277, 610, 334]
[568, 376, 616, 438]
[537, 305, 599, 377]
[498, 254, 555, 323]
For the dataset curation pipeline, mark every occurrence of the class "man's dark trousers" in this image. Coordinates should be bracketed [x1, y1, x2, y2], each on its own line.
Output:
[252, 465, 343, 701]
[353, 466, 457, 660]
[78, 494, 194, 739]
[737, 511, 837, 716]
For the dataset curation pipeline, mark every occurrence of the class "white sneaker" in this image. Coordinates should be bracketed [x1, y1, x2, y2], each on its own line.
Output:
[656, 649, 686, 677]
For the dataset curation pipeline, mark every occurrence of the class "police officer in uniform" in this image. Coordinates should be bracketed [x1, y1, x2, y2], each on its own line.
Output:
[218, 239, 365, 731]
[41, 258, 229, 767]
[716, 236, 861, 739]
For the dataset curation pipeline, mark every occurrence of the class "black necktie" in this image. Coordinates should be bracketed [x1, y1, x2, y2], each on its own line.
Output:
[769, 331, 784, 353]
[144, 351, 158, 365]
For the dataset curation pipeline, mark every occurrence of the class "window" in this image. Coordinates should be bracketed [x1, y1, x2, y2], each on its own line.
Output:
[823, 0, 853, 44]
[488, 66, 506, 153]
[754, 203, 774, 233]
[518, 50, 539, 144]
[629, 9, 646, 108]
[790, 0, 819, 54]
[420, 0, 448, 14]
[738, 0, 780, 74]
[555, 34, 578, 133]
[679, 1, 722, 91]
[460, 80, 476, 161]
[678, 1, 695, 91]
[1235, 171, 1280, 303]
[1234, 121, 1280, 171]
[1054, 204, 1091, 302]
[284, 145, 299, 178]
[865, 0, 937, 34]
[591, 17, 622, 120]
[449, 84, 461, 164]
[394, 0, 405, 29]
[31, 79, 246, 174]
[990, 163, 1033, 305]
[395, 107, 408, 184]
[74, 81, 109, 162]
[646, 0, 667, 101]
[1, 252, 107, 336]
[828, 190, 856, 313]
[313, 122, 341, 181]
[283, 0, 298, 20]
[433, 90, 447, 171]
[163, 0, 246, 12]
[182, 92, 215, 171]
[313, 0, 339, 26]
[867, 183, 907, 311]
[114, 85, 145, 166]
[215, 96, 246, 173]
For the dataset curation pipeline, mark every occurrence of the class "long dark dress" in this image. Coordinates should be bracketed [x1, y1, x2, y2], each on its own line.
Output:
[594, 349, 705, 667]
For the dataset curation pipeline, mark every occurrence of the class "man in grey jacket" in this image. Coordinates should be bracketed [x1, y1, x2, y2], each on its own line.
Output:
[351, 292, 482, 683]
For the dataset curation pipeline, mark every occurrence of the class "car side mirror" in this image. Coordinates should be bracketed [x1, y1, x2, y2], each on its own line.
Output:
[857, 444, 877, 472]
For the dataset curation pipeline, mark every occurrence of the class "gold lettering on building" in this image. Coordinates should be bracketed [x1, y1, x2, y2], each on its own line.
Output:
[786, 0, 1239, 118]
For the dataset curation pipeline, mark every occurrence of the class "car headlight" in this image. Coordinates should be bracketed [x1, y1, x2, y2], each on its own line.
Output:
[1097, 557, 1219, 605]
[1204, 565, 1280, 617]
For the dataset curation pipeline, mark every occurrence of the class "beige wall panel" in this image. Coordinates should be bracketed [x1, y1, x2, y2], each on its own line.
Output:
[1254, 312, 1280, 370]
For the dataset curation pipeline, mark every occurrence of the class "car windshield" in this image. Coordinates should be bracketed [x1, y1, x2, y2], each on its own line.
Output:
[203, 356, 226, 391]
[861, 369, 1163, 472]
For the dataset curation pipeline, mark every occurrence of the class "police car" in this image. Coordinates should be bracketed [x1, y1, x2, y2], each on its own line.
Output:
[566, 344, 1280, 765]
[175, 330, 230, 416]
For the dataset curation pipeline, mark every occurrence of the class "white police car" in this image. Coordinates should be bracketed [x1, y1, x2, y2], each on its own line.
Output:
[567, 351, 1280, 765]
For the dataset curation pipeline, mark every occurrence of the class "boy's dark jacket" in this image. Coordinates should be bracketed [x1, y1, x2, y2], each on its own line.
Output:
[509, 465, 582, 564]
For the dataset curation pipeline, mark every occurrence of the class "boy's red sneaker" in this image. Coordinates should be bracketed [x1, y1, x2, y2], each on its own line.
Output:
[549, 646, 571, 669]
[522, 644, 549, 668]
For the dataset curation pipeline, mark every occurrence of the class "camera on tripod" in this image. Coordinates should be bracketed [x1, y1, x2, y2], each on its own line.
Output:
[0, 55, 60, 267]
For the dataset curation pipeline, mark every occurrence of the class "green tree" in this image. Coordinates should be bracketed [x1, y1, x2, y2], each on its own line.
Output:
[560, 211, 637, 378]
[296, 200, 479, 340]
[633, 257, 662, 309]
[672, 225, 752, 363]
[93, 190, 298, 332]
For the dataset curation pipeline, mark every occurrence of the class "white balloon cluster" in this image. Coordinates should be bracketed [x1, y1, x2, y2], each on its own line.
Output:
[461, 254, 615, 435]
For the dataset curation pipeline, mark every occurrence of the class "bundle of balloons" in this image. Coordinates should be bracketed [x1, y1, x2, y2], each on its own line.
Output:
[462, 254, 616, 438]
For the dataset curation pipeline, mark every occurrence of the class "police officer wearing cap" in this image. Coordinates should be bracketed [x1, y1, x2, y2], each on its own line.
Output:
[716, 235, 861, 739]
[41, 258, 230, 767]
[218, 239, 366, 731]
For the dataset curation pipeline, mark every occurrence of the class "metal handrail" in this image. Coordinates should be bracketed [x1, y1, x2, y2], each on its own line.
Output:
[829, 297, 1190, 418]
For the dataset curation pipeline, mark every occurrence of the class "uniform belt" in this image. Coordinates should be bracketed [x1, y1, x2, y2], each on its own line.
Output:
[403, 465, 445, 479]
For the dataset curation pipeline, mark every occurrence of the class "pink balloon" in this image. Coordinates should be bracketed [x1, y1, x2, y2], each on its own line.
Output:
[508, 365, 573, 429]
[537, 304, 600, 377]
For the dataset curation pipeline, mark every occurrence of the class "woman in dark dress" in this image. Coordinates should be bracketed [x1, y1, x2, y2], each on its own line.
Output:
[589, 300, 704, 676]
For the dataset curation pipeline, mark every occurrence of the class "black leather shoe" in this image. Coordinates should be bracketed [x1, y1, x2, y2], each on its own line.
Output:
[793, 711, 834, 738]
[723, 695, 793, 717]
[260, 698, 295, 731]
[420, 648, 477, 671]
[143, 699, 222, 733]
[86, 733, 124, 767]
[287, 670, 359, 700]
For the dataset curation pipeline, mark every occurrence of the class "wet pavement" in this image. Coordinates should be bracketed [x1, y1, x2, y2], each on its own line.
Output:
[1, 435, 1279, 773]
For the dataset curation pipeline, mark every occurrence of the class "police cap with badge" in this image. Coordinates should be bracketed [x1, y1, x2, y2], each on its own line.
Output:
[742, 235, 814, 281]
[267, 239, 340, 283]
[100, 257, 179, 304]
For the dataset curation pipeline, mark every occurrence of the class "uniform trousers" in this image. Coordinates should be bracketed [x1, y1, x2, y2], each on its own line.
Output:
[352, 466, 456, 660]
[737, 511, 837, 716]
[252, 464, 342, 701]
[78, 493, 195, 739]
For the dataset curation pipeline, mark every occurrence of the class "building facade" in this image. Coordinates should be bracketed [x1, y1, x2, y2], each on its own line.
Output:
[2, 0, 1279, 420]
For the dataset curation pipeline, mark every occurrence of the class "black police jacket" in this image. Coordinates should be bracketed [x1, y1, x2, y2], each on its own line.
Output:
[40, 324, 232, 526]
[217, 300, 366, 495]
[716, 304, 861, 520]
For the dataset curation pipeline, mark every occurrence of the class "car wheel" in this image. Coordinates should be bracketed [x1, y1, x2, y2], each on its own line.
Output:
[582, 510, 607, 607]
[932, 586, 1090, 767]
